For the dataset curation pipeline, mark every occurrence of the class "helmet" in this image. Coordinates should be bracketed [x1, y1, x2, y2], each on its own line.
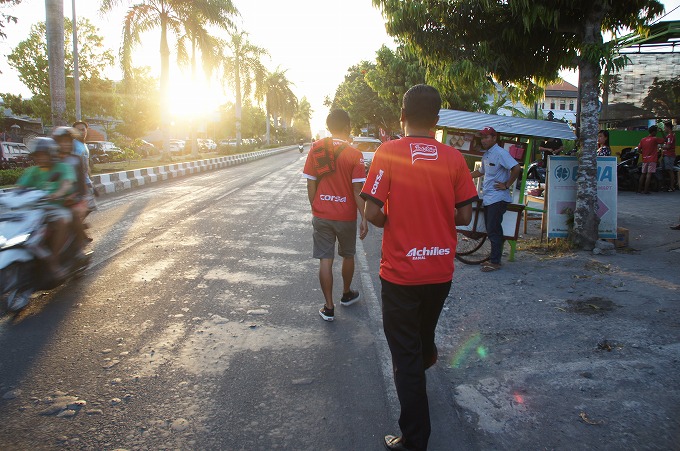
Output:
[52, 126, 78, 140]
[28, 137, 59, 156]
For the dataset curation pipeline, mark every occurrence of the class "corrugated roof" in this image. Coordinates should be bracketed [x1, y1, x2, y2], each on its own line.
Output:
[546, 80, 578, 92]
[437, 109, 577, 140]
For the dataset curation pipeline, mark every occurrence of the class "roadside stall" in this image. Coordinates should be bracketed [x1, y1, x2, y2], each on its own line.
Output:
[434, 109, 577, 262]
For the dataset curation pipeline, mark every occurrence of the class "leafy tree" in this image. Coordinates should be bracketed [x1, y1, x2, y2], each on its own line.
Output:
[0, 0, 21, 40]
[222, 30, 268, 147]
[216, 100, 266, 141]
[330, 61, 398, 136]
[7, 18, 117, 124]
[364, 45, 425, 123]
[115, 66, 161, 139]
[373, 0, 664, 248]
[0, 93, 35, 117]
[642, 76, 680, 119]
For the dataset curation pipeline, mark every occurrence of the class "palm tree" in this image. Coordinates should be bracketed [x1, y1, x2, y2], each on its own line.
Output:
[100, 0, 238, 155]
[292, 96, 312, 140]
[257, 68, 297, 145]
[175, 4, 236, 155]
[45, 0, 66, 126]
[222, 30, 268, 147]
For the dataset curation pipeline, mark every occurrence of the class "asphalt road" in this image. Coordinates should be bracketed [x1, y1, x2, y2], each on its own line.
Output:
[5, 146, 675, 450]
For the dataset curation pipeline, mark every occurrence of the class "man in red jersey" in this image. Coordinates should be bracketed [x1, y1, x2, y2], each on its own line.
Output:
[303, 109, 368, 322]
[662, 121, 677, 192]
[637, 125, 665, 194]
[361, 85, 478, 451]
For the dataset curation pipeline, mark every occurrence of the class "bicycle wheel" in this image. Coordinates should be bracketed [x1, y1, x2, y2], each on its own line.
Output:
[455, 236, 491, 265]
[456, 230, 486, 256]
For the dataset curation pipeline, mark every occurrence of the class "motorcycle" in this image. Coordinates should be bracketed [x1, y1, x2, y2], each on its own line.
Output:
[298, 143, 304, 153]
[526, 159, 546, 183]
[0, 189, 90, 313]
[617, 147, 641, 191]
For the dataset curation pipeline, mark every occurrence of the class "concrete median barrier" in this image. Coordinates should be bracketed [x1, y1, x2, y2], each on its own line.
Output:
[92, 146, 295, 196]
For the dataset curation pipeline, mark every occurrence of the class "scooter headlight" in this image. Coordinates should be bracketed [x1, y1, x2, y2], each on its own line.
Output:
[0, 233, 30, 249]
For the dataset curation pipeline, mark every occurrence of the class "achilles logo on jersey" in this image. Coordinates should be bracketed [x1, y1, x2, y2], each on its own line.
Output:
[370, 169, 384, 195]
[410, 143, 438, 164]
[406, 246, 451, 260]
[319, 194, 347, 202]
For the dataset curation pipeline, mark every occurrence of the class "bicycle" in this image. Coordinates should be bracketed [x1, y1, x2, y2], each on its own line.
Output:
[455, 200, 525, 265]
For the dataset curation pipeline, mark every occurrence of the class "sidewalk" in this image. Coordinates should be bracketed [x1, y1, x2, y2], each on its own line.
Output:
[431, 190, 680, 450]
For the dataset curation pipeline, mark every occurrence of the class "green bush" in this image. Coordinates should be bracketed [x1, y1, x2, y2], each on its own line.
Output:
[0, 168, 27, 186]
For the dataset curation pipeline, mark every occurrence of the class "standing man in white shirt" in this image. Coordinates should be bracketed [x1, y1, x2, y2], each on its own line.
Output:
[470, 127, 522, 272]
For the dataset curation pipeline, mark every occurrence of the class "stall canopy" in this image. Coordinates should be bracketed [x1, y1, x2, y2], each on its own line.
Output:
[437, 109, 577, 140]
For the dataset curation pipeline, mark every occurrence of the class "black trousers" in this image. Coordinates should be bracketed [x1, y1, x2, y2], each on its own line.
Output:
[484, 200, 508, 264]
[381, 277, 451, 451]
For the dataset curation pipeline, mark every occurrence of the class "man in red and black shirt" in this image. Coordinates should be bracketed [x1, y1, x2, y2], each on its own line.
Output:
[662, 121, 677, 192]
[303, 109, 368, 322]
[362, 85, 478, 451]
[637, 125, 665, 194]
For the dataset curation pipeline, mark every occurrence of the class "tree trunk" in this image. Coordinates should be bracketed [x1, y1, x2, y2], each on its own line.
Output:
[160, 14, 171, 160]
[45, 0, 66, 126]
[572, 13, 605, 250]
[265, 100, 271, 146]
[235, 54, 242, 148]
[190, 37, 198, 157]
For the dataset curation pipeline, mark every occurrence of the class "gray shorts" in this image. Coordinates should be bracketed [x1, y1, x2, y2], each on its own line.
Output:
[312, 216, 357, 259]
[663, 156, 676, 170]
[44, 205, 72, 222]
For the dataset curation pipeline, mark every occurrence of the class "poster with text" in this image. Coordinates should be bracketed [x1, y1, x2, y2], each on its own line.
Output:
[546, 156, 617, 239]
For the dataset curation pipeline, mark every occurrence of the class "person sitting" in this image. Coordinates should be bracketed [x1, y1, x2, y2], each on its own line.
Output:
[16, 138, 76, 278]
[538, 137, 563, 168]
[52, 127, 90, 254]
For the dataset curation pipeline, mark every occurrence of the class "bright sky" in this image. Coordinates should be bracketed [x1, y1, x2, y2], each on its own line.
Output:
[1, 0, 679, 135]
[0, 0, 396, 135]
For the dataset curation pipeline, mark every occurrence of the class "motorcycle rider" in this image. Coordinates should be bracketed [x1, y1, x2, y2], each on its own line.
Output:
[52, 127, 90, 255]
[16, 138, 76, 278]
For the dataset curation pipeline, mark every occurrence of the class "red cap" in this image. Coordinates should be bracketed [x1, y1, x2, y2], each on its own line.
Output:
[480, 126, 497, 136]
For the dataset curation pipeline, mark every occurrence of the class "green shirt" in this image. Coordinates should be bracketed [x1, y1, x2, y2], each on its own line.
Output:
[17, 163, 76, 205]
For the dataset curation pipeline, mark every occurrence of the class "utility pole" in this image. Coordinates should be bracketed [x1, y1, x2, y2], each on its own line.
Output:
[72, 0, 81, 121]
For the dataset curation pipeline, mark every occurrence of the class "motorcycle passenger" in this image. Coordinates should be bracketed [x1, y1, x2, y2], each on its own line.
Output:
[52, 127, 89, 255]
[16, 138, 76, 278]
[72, 120, 97, 211]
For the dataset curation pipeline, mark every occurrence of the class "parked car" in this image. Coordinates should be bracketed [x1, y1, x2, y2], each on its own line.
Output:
[351, 136, 383, 172]
[218, 139, 238, 149]
[0, 141, 32, 169]
[137, 139, 157, 157]
[86, 141, 125, 164]
[169, 139, 186, 155]
[197, 139, 217, 152]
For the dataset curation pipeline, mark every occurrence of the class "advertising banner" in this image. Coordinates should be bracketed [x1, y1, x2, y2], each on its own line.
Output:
[546, 156, 618, 239]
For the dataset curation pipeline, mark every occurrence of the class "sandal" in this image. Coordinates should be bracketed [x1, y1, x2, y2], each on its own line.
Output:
[480, 262, 501, 272]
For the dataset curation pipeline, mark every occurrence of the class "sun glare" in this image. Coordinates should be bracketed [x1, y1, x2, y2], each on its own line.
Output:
[166, 74, 223, 119]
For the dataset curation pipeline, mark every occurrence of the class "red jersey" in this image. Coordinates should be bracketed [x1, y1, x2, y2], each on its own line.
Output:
[303, 139, 366, 221]
[638, 135, 664, 163]
[361, 137, 478, 285]
[664, 132, 676, 158]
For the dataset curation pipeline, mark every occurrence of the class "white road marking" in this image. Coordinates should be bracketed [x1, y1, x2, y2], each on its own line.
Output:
[355, 238, 399, 420]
